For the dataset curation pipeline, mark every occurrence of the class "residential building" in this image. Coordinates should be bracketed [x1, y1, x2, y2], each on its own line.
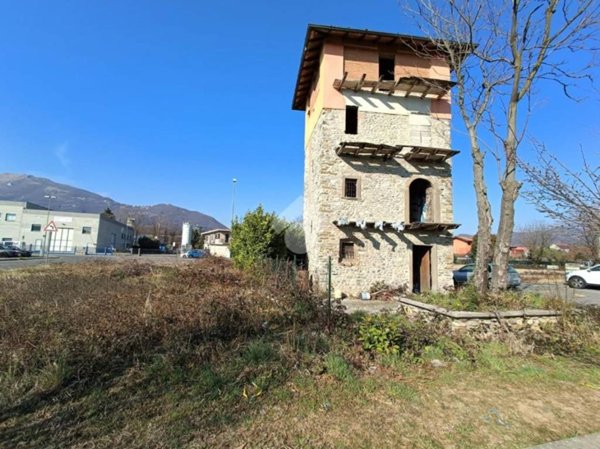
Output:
[292, 25, 461, 295]
[510, 246, 529, 259]
[453, 235, 473, 257]
[0, 200, 134, 253]
[549, 243, 571, 253]
[202, 228, 231, 258]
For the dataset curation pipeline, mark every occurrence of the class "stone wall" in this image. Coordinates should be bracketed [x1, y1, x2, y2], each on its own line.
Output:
[398, 298, 560, 340]
[304, 105, 455, 297]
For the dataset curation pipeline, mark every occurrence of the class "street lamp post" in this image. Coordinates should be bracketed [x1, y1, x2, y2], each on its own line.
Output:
[43, 194, 56, 259]
[231, 178, 237, 229]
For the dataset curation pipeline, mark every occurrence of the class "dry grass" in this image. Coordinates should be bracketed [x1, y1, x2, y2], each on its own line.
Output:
[1, 258, 600, 449]
[416, 283, 564, 312]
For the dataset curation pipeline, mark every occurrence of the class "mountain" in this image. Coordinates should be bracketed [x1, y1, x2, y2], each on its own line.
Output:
[0, 173, 226, 232]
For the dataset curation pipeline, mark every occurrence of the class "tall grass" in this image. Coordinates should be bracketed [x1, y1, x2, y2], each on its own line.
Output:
[0, 258, 319, 409]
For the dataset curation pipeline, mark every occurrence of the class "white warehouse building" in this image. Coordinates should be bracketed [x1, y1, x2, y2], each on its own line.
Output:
[0, 200, 134, 253]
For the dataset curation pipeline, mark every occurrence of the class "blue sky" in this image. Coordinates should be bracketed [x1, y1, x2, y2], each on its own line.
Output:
[0, 1, 597, 233]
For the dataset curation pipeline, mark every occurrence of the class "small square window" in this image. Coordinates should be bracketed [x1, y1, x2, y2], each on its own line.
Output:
[344, 178, 358, 198]
[82, 226, 92, 234]
[31, 224, 41, 232]
[5, 213, 16, 222]
[340, 240, 355, 262]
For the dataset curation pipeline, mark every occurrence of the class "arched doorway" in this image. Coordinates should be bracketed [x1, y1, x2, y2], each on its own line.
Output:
[409, 179, 434, 223]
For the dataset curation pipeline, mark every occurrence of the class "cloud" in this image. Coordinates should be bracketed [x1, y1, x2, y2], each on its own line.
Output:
[55, 142, 70, 168]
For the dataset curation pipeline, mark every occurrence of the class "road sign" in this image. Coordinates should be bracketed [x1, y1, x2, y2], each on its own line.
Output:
[44, 221, 58, 232]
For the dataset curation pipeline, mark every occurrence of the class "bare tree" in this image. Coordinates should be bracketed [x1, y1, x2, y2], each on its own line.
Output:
[518, 221, 556, 264]
[521, 144, 600, 259]
[405, 0, 599, 292]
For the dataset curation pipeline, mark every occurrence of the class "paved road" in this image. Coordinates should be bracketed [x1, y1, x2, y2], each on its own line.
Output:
[522, 283, 600, 307]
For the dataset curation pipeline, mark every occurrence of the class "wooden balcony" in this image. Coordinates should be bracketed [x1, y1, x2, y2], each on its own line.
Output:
[333, 73, 456, 99]
[336, 142, 459, 163]
[333, 219, 460, 233]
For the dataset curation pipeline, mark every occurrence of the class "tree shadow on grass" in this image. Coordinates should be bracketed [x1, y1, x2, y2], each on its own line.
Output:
[0, 337, 289, 449]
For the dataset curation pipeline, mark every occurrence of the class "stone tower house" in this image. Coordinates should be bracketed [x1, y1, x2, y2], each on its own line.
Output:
[292, 25, 460, 296]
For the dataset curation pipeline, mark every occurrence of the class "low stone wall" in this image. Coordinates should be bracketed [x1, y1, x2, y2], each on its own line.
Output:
[398, 297, 560, 338]
[206, 244, 230, 258]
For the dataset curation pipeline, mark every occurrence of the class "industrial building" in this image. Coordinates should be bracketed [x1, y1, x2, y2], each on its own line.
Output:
[293, 25, 460, 296]
[0, 200, 134, 253]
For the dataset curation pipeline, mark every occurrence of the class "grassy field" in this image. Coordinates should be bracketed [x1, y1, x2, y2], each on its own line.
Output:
[1, 259, 599, 449]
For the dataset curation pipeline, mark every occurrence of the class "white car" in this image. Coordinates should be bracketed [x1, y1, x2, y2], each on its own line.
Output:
[565, 264, 600, 289]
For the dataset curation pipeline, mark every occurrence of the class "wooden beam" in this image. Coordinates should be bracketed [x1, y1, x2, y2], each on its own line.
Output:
[420, 84, 433, 98]
[336, 72, 348, 91]
[404, 79, 418, 97]
[371, 75, 384, 93]
[354, 73, 367, 92]
[388, 78, 402, 96]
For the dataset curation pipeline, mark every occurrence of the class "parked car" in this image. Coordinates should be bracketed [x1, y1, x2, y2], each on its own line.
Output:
[0, 246, 13, 258]
[453, 263, 521, 289]
[7, 245, 32, 257]
[181, 249, 206, 259]
[565, 264, 600, 289]
[0, 245, 19, 257]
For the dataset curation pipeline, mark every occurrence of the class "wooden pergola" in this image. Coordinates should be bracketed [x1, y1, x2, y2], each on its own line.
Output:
[335, 142, 459, 162]
[291, 25, 469, 111]
[333, 220, 460, 233]
[400, 145, 459, 162]
[402, 222, 460, 232]
[335, 142, 401, 160]
[333, 73, 456, 99]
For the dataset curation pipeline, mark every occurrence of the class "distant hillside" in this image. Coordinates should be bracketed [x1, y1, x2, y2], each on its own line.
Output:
[0, 173, 225, 232]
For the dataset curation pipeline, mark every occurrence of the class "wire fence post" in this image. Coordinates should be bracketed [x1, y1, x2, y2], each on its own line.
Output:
[327, 256, 332, 330]
[292, 255, 297, 290]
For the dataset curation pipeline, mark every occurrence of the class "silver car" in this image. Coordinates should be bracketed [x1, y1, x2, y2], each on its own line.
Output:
[453, 263, 521, 289]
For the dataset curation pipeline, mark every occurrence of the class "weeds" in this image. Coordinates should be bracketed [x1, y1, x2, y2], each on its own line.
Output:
[1, 259, 600, 448]
[324, 354, 354, 381]
[416, 283, 563, 311]
[358, 314, 450, 359]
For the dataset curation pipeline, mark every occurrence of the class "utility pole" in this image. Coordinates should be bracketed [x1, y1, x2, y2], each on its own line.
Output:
[43, 194, 56, 261]
[231, 178, 237, 229]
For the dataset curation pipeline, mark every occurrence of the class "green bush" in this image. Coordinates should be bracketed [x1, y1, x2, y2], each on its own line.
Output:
[358, 314, 405, 354]
[231, 205, 279, 270]
[230, 206, 306, 271]
[358, 314, 445, 358]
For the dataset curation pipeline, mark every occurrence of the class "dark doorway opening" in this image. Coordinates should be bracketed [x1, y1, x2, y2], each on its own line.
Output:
[345, 105, 358, 134]
[409, 179, 434, 223]
[412, 245, 432, 293]
[379, 55, 395, 81]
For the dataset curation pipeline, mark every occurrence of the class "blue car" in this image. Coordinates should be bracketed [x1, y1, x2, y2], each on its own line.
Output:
[181, 249, 206, 259]
[453, 263, 521, 289]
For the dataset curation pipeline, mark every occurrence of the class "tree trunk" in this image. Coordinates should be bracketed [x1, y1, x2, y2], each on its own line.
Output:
[491, 175, 520, 290]
[491, 92, 521, 290]
[467, 126, 493, 296]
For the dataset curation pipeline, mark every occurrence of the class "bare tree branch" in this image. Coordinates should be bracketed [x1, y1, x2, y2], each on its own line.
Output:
[402, 0, 599, 291]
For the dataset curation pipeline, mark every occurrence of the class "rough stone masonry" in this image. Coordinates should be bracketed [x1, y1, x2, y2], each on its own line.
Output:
[293, 25, 460, 297]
